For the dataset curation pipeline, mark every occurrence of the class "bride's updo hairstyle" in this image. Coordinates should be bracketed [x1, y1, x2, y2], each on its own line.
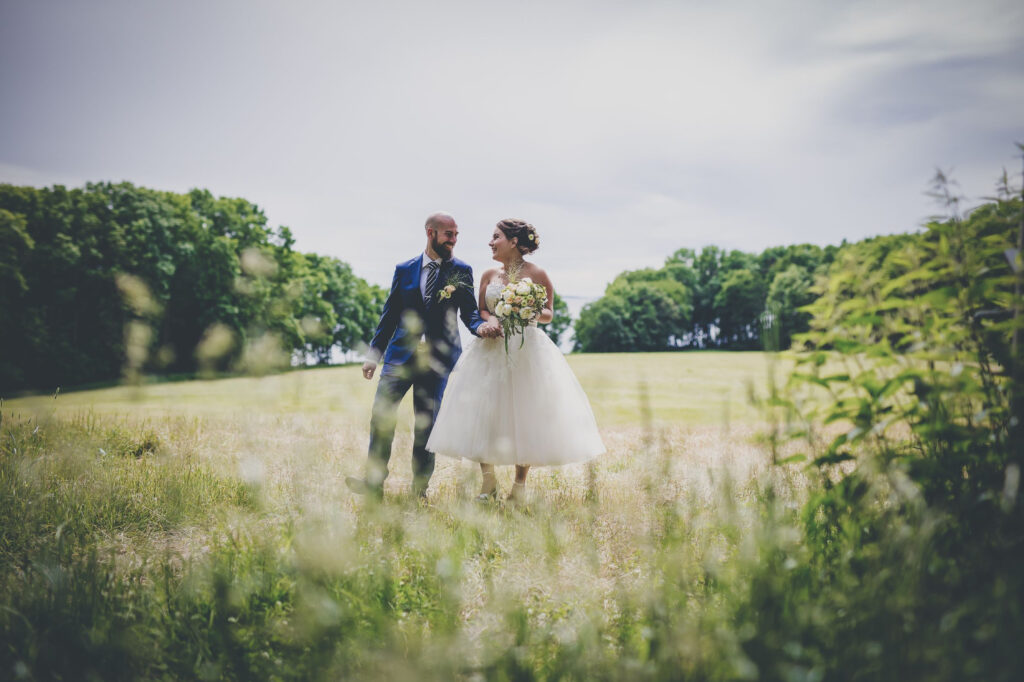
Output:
[497, 219, 540, 254]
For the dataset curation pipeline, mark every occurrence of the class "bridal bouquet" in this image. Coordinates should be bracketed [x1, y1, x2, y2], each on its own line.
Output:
[493, 277, 547, 352]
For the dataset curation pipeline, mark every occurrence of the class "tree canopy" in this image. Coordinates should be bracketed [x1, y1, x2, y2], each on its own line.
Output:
[0, 182, 385, 392]
[575, 242, 838, 352]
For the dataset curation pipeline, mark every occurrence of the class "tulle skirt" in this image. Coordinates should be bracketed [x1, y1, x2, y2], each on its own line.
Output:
[427, 326, 605, 465]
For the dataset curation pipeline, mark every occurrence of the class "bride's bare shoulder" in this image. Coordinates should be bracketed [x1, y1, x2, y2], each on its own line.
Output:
[480, 268, 501, 285]
[523, 262, 550, 282]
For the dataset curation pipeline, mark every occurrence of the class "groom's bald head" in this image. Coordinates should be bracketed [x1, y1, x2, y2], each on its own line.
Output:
[425, 212, 456, 232]
[425, 212, 458, 259]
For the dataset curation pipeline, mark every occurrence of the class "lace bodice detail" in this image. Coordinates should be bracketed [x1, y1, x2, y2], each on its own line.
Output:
[484, 282, 504, 315]
[484, 281, 538, 327]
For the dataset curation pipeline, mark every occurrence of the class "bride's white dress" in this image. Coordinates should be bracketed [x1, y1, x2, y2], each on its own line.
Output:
[427, 282, 605, 465]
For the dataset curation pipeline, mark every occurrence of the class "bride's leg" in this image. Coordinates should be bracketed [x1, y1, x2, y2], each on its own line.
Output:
[508, 465, 530, 503]
[479, 463, 497, 496]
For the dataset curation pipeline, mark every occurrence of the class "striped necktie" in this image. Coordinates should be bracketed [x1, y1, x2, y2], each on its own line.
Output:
[424, 261, 440, 308]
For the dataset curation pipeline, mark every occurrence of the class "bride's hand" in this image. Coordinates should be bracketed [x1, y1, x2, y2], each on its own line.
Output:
[479, 320, 501, 338]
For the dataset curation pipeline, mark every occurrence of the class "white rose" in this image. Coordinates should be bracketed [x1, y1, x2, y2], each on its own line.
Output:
[524, 308, 536, 319]
[520, 277, 533, 284]
[515, 282, 531, 295]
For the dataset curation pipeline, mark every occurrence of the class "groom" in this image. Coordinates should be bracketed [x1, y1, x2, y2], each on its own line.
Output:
[346, 212, 496, 500]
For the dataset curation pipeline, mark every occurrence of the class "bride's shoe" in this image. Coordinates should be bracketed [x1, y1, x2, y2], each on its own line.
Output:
[475, 488, 499, 503]
[476, 472, 499, 503]
[506, 482, 527, 506]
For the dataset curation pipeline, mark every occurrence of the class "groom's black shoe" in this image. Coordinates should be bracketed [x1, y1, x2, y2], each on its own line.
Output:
[345, 476, 383, 501]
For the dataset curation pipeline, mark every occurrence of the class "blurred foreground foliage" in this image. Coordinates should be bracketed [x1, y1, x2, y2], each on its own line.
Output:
[769, 170, 1024, 679]
[0, 182, 386, 392]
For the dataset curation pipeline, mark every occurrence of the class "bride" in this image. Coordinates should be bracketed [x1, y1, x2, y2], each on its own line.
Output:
[426, 218, 605, 502]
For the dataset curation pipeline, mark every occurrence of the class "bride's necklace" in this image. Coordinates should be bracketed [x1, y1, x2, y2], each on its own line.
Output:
[503, 258, 525, 283]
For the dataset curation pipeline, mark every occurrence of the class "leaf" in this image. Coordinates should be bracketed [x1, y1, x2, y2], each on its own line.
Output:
[814, 452, 855, 467]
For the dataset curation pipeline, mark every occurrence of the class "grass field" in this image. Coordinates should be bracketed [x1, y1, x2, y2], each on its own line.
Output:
[7, 351, 789, 425]
[1, 351, 808, 680]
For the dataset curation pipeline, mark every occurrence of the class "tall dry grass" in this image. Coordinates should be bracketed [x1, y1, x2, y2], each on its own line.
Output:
[2, 355, 808, 680]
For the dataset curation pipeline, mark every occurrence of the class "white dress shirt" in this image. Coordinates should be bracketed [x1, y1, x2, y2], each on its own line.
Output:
[420, 252, 443, 299]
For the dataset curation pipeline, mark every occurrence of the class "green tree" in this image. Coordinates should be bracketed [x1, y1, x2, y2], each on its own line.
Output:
[765, 264, 816, 349]
[574, 282, 689, 352]
[607, 267, 691, 311]
[573, 295, 633, 352]
[0, 208, 34, 294]
[295, 254, 386, 364]
[665, 246, 732, 348]
[0, 182, 386, 392]
[0, 208, 36, 388]
[713, 267, 766, 348]
[540, 291, 571, 347]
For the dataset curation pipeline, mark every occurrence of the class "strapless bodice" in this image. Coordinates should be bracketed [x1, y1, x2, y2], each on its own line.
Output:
[484, 282, 503, 315]
[485, 281, 539, 327]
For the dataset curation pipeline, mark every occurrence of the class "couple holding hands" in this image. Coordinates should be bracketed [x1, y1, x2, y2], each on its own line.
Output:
[346, 213, 604, 504]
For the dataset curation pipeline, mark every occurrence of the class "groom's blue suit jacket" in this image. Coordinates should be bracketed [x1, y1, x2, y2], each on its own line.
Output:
[370, 255, 484, 376]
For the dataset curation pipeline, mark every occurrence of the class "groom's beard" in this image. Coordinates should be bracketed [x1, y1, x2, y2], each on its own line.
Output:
[431, 237, 453, 260]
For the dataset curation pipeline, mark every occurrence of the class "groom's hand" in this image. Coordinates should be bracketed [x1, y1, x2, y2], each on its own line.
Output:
[479, 320, 501, 338]
[362, 361, 377, 380]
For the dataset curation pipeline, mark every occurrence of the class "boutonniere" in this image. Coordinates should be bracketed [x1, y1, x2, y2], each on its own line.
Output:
[437, 271, 470, 301]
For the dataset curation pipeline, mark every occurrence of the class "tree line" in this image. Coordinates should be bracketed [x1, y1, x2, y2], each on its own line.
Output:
[4, 178, 1017, 391]
[573, 177, 1024, 354]
[574, 241, 841, 352]
[0, 182, 386, 392]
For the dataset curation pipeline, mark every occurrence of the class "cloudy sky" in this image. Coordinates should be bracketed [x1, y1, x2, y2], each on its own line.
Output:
[2, 0, 1022, 298]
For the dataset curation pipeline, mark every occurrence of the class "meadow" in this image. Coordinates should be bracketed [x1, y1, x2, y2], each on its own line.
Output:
[3, 346, 1018, 681]
[2, 351, 810, 680]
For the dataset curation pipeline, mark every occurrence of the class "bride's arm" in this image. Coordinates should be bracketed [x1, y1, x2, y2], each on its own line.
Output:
[478, 270, 494, 322]
[534, 268, 555, 325]
[477, 269, 501, 337]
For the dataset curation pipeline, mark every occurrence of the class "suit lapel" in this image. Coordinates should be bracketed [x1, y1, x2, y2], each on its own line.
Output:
[410, 256, 428, 316]
[423, 258, 451, 316]
[430, 260, 453, 312]
[409, 256, 454, 324]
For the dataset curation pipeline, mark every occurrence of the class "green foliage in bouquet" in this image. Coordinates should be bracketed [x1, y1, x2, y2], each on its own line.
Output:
[493, 278, 548, 354]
